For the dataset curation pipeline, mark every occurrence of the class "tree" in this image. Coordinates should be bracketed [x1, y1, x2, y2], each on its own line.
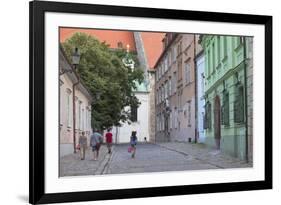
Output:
[62, 32, 144, 130]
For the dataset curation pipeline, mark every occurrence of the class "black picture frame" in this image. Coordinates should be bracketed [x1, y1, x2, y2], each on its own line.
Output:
[29, 0, 272, 204]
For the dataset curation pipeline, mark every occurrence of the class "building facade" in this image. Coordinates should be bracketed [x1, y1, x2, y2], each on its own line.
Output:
[200, 35, 253, 161]
[155, 33, 196, 142]
[59, 47, 93, 157]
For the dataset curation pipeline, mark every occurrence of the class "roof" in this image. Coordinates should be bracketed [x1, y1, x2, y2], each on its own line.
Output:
[60, 27, 165, 69]
[60, 28, 136, 50]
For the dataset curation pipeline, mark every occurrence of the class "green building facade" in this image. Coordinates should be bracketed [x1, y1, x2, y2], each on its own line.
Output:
[201, 35, 253, 161]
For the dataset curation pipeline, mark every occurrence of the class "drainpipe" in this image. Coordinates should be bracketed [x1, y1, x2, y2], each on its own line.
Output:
[72, 69, 80, 153]
[194, 35, 198, 143]
[243, 36, 249, 163]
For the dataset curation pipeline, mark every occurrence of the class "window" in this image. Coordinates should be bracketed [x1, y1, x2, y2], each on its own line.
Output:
[167, 52, 170, 66]
[173, 72, 177, 93]
[217, 36, 221, 64]
[130, 105, 138, 122]
[75, 97, 79, 128]
[165, 82, 168, 99]
[177, 58, 182, 80]
[212, 42, 215, 72]
[168, 78, 172, 96]
[173, 46, 177, 61]
[234, 85, 244, 123]
[187, 101, 192, 127]
[117, 41, 123, 49]
[207, 49, 211, 76]
[223, 36, 228, 58]
[174, 109, 178, 129]
[170, 111, 173, 129]
[177, 41, 182, 56]
[185, 63, 191, 84]
[82, 108, 85, 130]
[222, 90, 230, 126]
[66, 89, 72, 127]
[161, 114, 165, 131]
[204, 101, 212, 129]
[79, 101, 82, 130]
[169, 51, 172, 66]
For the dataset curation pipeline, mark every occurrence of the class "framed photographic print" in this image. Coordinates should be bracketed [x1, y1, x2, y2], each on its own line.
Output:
[29, 0, 272, 204]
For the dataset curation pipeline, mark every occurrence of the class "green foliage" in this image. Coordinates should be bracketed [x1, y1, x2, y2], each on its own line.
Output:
[62, 32, 144, 130]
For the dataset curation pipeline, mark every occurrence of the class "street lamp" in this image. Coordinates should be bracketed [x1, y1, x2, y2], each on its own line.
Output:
[72, 47, 81, 69]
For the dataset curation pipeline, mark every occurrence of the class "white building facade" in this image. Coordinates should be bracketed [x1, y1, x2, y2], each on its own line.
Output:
[59, 47, 93, 156]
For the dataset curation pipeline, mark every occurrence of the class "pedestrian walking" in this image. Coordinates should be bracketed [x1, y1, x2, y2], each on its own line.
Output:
[130, 131, 138, 158]
[105, 128, 113, 154]
[90, 129, 102, 161]
[78, 131, 87, 160]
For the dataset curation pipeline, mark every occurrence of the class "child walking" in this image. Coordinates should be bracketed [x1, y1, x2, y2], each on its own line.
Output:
[130, 131, 137, 158]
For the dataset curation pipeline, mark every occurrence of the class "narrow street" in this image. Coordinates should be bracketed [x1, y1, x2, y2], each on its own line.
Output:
[60, 142, 251, 177]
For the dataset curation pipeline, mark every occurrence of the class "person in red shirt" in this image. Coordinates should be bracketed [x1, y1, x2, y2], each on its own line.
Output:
[105, 128, 113, 154]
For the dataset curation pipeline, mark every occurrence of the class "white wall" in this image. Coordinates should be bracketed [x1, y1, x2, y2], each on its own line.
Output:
[196, 55, 205, 142]
[0, 0, 280, 205]
[113, 92, 149, 143]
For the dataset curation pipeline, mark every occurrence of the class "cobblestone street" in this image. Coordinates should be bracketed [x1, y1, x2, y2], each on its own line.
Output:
[60, 142, 252, 177]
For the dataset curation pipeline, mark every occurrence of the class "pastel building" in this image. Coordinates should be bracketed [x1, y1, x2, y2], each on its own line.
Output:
[59, 46, 93, 156]
[155, 33, 196, 142]
[200, 35, 253, 161]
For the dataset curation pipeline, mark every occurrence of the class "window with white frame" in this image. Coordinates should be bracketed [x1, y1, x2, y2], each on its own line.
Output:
[60, 90, 63, 126]
[173, 72, 177, 93]
[173, 46, 177, 61]
[79, 101, 82, 130]
[170, 112, 173, 129]
[75, 97, 79, 128]
[82, 108, 85, 130]
[162, 86, 164, 102]
[188, 101, 192, 127]
[66, 89, 72, 127]
[174, 109, 178, 129]
[165, 82, 168, 99]
[185, 63, 191, 84]
[164, 56, 168, 72]
[169, 78, 172, 96]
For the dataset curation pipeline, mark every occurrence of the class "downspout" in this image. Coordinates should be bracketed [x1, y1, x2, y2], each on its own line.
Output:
[243, 36, 249, 163]
[194, 35, 198, 143]
[72, 70, 80, 153]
